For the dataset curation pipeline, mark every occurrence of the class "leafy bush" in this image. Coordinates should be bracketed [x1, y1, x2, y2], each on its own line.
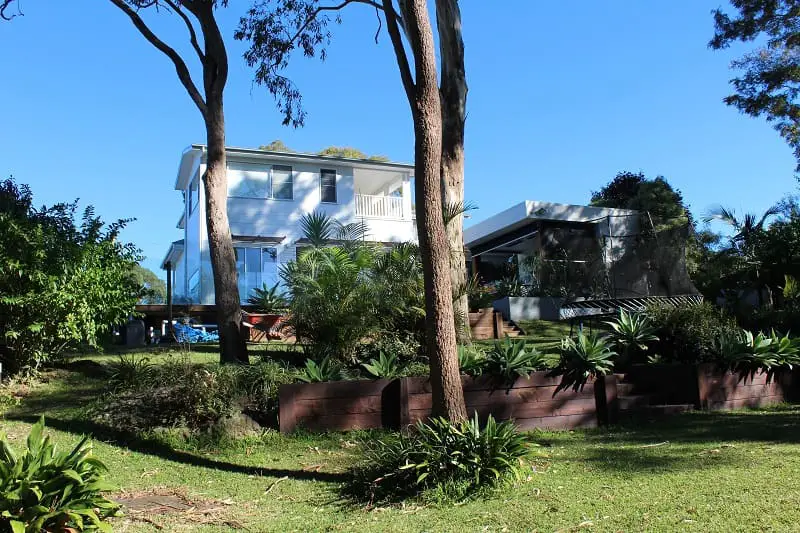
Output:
[217, 361, 296, 424]
[361, 351, 401, 379]
[398, 361, 430, 377]
[485, 337, 547, 381]
[247, 282, 288, 313]
[457, 345, 486, 376]
[349, 413, 528, 502]
[0, 179, 142, 375]
[356, 332, 423, 366]
[0, 417, 120, 532]
[297, 356, 343, 383]
[646, 303, 739, 363]
[106, 354, 155, 391]
[553, 331, 616, 392]
[605, 310, 659, 367]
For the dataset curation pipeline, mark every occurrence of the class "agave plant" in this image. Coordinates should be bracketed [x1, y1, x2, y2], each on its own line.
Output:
[247, 282, 288, 313]
[717, 329, 800, 382]
[297, 356, 343, 383]
[0, 417, 120, 532]
[457, 345, 486, 376]
[554, 330, 616, 392]
[361, 351, 401, 379]
[606, 310, 658, 366]
[485, 337, 547, 381]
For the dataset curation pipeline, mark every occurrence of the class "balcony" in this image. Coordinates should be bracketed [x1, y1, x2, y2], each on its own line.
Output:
[355, 193, 405, 219]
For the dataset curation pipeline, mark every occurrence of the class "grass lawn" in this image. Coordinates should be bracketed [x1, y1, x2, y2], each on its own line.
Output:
[2, 355, 800, 532]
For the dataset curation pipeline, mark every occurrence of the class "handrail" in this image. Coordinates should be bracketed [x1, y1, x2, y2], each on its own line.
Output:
[355, 193, 405, 218]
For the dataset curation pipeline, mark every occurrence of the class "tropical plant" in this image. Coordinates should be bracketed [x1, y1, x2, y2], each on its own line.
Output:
[371, 242, 426, 339]
[0, 417, 120, 532]
[349, 412, 529, 502]
[495, 275, 527, 298]
[297, 356, 343, 383]
[554, 331, 616, 392]
[717, 329, 800, 382]
[606, 310, 659, 367]
[106, 354, 155, 391]
[485, 337, 547, 381]
[457, 345, 486, 376]
[784, 274, 800, 301]
[361, 351, 401, 380]
[247, 282, 288, 313]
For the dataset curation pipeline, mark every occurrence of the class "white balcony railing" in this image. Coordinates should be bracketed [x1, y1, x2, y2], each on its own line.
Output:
[355, 193, 405, 219]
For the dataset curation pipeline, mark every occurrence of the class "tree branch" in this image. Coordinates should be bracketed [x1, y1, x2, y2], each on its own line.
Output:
[164, 0, 205, 62]
[108, 0, 207, 117]
[382, 0, 415, 107]
[1, 0, 22, 21]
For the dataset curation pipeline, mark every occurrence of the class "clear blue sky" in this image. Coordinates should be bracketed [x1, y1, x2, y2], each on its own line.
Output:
[1, 1, 796, 275]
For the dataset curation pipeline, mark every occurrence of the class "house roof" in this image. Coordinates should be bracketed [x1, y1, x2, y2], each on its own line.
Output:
[175, 144, 415, 191]
[160, 239, 185, 270]
[464, 200, 639, 251]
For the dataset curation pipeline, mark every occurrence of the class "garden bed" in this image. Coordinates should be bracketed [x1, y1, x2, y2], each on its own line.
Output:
[279, 365, 800, 433]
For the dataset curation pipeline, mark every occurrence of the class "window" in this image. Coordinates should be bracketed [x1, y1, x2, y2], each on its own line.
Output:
[228, 162, 270, 198]
[234, 246, 278, 302]
[272, 165, 293, 200]
[320, 169, 337, 203]
[189, 177, 199, 214]
[227, 162, 292, 200]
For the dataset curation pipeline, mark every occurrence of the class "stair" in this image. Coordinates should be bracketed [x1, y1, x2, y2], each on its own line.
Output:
[468, 310, 523, 339]
[501, 318, 522, 338]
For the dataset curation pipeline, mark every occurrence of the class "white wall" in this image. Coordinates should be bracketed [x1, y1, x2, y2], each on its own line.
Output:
[191, 155, 416, 304]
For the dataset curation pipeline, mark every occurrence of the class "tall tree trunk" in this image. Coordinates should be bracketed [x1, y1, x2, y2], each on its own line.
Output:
[203, 99, 248, 364]
[401, 0, 467, 421]
[195, 2, 248, 364]
[436, 0, 469, 341]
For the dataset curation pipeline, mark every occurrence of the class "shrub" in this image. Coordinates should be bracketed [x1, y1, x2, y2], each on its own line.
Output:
[647, 303, 739, 363]
[0, 179, 141, 375]
[485, 337, 547, 381]
[361, 351, 401, 379]
[457, 345, 486, 376]
[106, 354, 155, 391]
[605, 310, 658, 367]
[349, 413, 528, 502]
[398, 361, 430, 377]
[297, 356, 343, 383]
[0, 417, 120, 532]
[356, 332, 423, 366]
[217, 361, 296, 425]
[553, 330, 616, 392]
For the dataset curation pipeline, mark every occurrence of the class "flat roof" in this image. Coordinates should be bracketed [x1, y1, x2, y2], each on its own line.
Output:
[464, 200, 639, 248]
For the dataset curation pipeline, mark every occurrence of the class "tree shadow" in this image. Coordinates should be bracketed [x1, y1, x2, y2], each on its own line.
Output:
[7, 413, 349, 484]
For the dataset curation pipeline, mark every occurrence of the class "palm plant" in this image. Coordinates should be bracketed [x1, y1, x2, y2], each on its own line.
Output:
[554, 330, 616, 392]
[717, 329, 800, 382]
[606, 310, 658, 367]
[704, 204, 782, 306]
[457, 345, 486, 376]
[247, 282, 288, 313]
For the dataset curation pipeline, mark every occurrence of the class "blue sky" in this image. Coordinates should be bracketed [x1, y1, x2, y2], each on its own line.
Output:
[1, 1, 796, 275]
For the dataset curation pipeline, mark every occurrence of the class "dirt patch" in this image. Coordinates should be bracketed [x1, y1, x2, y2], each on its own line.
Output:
[115, 487, 245, 530]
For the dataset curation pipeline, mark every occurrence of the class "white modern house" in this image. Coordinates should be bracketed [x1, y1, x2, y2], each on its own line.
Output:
[161, 145, 416, 304]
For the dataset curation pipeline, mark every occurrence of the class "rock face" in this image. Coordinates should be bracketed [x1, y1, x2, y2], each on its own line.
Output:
[213, 412, 262, 439]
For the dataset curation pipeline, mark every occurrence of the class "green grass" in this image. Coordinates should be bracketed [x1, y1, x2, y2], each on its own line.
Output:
[2, 355, 800, 531]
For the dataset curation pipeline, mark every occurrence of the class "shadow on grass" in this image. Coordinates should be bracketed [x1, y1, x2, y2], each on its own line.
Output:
[8, 413, 349, 485]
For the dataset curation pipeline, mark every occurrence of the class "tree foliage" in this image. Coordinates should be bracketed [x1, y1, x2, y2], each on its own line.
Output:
[259, 139, 296, 152]
[130, 264, 167, 304]
[317, 145, 390, 161]
[0, 179, 141, 374]
[710, 0, 800, 169]
[590, 171, 691, 230]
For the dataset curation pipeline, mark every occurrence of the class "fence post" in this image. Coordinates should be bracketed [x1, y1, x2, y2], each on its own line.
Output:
[279, 384, 297, 434]
[594, 374, 619, 425]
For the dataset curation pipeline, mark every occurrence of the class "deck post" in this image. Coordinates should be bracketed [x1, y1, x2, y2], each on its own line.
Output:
[166, 261, 173, 340]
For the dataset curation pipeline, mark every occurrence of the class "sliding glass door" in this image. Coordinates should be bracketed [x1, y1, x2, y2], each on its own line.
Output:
[234, 246, 278, 303]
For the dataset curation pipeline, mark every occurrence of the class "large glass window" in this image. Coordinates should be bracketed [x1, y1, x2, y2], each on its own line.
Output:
[320, 169, 337, 203]
[228, 162, 270, 198]
[272, 165, 293, 200]
[235, 246, 278, 302]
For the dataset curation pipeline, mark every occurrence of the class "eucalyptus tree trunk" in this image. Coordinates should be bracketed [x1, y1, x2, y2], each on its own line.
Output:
[386, 0, 467, 421]
[436, 0, 469, 341]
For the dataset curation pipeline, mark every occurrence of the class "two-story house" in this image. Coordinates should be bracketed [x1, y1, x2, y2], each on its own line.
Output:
[161, 145, 416, 304]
